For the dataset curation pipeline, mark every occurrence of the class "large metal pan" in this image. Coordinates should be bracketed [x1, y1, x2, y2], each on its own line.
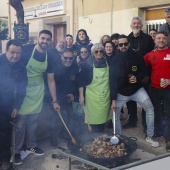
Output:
[67, 132, 137, 167]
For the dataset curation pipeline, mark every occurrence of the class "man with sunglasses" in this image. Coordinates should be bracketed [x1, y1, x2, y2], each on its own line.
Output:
[50, 48, 80, 147]
[160, 8, 170, 47]
[110, 34, 159, 147]
[124, 16, 155, 132]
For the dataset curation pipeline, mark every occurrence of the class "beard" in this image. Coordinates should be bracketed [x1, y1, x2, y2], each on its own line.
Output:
[57, 46, 65, 53]
[38, 42, 49, 51]
[132, 29, 141, 35]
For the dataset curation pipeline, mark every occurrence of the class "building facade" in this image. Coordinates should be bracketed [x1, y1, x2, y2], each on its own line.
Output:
[7, 0, 170, 45]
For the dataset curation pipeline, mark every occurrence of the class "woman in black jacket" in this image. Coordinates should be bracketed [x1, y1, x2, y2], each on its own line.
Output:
[74, 29, 93, 55]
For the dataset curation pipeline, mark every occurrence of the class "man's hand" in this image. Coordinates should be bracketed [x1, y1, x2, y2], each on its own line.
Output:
[11, 108, 18, 118]
[129, 76, 137, 83]
[67, 94, 74, 103]
[111, 100, 116, 111]
[53, 102, 60, 113]
[161, 79, 170, 88]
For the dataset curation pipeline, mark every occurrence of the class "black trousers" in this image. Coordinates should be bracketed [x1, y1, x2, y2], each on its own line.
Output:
[150, 87, 170, 141]
[50, 102, 86, 143]
[0, 111, 12, 162]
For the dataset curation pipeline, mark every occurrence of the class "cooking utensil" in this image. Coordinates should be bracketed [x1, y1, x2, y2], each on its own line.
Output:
[67, 133, 137, 167]
[110, 111, 119, 144]
[83, 106, 92, 133]
[57, 110, 76, 145]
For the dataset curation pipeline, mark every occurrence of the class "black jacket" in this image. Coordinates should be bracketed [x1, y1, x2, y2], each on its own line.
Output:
[128, 30, 155, 57]
[109, 48, 146, 100]
[0, 54, 27, 111]
[54, 60, 79, 103]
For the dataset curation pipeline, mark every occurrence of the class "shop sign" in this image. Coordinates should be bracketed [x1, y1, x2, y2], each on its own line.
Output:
[24, 0, 65, 20]
[14, 22, 29, 44]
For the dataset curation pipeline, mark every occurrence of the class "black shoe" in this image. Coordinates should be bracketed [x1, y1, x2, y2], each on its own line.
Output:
[122, 122, 137, 129]
[14, 153, 22, 166]
[26, 147, 44, 156]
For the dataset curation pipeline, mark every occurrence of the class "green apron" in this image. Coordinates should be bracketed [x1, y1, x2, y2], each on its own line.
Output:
[85, 63, 110, 124]
[19, 45, 47, 115]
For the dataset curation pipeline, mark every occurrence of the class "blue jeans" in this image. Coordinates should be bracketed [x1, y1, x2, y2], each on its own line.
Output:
[114, 87, 154, 137]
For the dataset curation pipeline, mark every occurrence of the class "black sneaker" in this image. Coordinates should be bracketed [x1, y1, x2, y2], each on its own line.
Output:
[26, 147, 44, 156]
[14, 153, 22, 166]
[122, 122, 137, 129]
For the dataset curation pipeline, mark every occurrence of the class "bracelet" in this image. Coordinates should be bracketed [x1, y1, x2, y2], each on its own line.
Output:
[51, 101, 58, 104]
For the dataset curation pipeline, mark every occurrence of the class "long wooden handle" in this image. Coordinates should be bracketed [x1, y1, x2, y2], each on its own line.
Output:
[57, 111, 76, 145]
[83, 106, 92, 133]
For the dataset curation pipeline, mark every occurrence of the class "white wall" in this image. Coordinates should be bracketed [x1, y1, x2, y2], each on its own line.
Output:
[78, 8, 142, 43]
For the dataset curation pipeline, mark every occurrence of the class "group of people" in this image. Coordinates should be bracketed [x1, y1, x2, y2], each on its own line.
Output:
[1, 8, 170, 170]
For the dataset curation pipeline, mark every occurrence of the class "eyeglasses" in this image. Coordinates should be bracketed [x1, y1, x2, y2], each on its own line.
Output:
[118, 42, 128, 47]
[80, 51, 88, 54]
[94, 50, 103, 54]
[165, 8, 170, 12]
[63, 57, 74, 60]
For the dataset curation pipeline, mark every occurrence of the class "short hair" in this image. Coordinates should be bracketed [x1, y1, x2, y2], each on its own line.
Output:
[39, 30, 52, 39]
[62, 48, 74, 56]
[118, 34, 129, 43]
[6, 39, 22, 51]
[65, 34, 73, 39]
[100, 35, 111, 44]
[149, 28, 157, 33]
[155, 31, 168, 37]
[80, 46, 90, 53]
[103, 41, 116, 50]
[111, 33, 120, 40]
[91, 43, 104, 54]
[165, 8, 170, 16]
[131, 16, 142, 25]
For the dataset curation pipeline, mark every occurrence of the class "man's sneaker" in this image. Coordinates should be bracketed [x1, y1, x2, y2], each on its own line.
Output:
[166, 141, 170, 152]
[26, 147, 44, 156]
[14, 153, 22, 166]
[146, 136, 159, 147]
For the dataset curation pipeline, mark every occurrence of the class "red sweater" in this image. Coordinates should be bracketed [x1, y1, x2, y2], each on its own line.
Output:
[144, 47, 170, 89]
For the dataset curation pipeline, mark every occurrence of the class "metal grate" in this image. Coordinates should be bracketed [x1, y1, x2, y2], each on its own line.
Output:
[145, 19, 165, 33]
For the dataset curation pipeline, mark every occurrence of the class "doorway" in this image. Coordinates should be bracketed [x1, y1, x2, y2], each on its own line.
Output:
[53, 24, 66, 46]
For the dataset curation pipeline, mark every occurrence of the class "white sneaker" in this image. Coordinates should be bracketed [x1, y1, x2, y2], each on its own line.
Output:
[146, 136, 159, 147]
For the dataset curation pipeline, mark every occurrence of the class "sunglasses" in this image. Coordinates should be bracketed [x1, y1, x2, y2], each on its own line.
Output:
[80, 51, 88, 54]
[63, 57, 74, 61]
[166, 8, 170, 12]
[94, 50, 103, 54]
[118, 42, 128, 47]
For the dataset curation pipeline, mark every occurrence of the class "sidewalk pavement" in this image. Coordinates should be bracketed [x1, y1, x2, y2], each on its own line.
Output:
[13, 106, 167, 170]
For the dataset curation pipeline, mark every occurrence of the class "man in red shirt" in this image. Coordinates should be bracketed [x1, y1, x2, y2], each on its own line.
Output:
[144, 31, 170, 151]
